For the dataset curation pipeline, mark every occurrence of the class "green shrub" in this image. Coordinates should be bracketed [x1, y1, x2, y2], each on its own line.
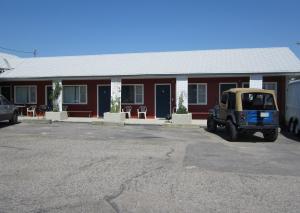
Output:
[110, 96, 121, 113]
[49, 81, 62, 112]
[176, 93, 188, 114]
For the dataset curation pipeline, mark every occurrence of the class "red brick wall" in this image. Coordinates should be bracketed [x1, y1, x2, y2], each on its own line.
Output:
[0, 76, 286, 122]
[188, 76, 286, 122]
[62, 80, 110, 117]
[0, 81, 52, 114]
[188, 77, 249, 119]
[122, 78, 176, 118]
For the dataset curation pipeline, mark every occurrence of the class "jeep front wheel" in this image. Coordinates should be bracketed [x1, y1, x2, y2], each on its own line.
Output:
[207, 116, 217, 132]
[263, 128, 278, 142]
[226, 119, 238, 141]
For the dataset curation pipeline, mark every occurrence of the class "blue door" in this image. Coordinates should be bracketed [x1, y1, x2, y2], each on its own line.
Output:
[98, 86, 111, 117]
[46, 86, 53, 110]
[156, 85, 171, 118]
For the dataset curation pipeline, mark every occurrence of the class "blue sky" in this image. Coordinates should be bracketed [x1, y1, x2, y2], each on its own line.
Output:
[1, 0, 300, 58]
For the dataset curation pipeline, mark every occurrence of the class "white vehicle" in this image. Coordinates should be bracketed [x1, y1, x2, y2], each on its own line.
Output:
[286, 79, 300, 136]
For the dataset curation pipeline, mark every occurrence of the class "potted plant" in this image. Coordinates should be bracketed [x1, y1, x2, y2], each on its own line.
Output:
[45, 81, 68, 121]
[103, 95, 126, 122]
[172, 92, 192, 124]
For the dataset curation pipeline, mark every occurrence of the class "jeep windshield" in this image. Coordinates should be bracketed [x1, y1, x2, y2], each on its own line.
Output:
[242, 93, 276, 110]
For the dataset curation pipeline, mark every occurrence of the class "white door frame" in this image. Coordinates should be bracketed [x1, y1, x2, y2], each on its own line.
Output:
[154, 83, 171, 119]
[97, 84, 110, 118]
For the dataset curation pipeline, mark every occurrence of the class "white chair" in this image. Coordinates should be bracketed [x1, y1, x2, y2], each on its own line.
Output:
[137, 106, 147, 119]
[27, 105, 36, 117]
[122, 106, 132, 119]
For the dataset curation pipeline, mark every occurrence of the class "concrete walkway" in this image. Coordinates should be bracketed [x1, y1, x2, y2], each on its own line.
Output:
[19, 116, 207, 127]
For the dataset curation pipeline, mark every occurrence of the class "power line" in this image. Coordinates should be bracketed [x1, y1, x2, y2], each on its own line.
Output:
[0, 45, 37, 56]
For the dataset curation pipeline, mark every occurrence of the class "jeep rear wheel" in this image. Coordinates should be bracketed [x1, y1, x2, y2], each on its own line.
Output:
[263, 128, 278, 142]
[207, 116, 217, 132]
[226, 119, 238, 141]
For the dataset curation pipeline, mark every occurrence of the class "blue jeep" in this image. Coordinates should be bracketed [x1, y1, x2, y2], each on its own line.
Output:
[207, 88, 279, 141]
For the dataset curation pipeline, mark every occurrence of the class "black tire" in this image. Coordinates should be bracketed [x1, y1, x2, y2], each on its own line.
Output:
[207, 116, 217, 132]
[287, 118, 293, 132]
[226, 119, 238, 141]
[297, 129, 300, 138]
[292, 120, 298, 134]
[9, 112, 18, 124]
[263, 128, 278, 142]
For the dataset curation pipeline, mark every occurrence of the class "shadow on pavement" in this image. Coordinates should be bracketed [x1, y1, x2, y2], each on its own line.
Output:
[280, 130, 300, 142]
[204, 127, 273, 143]
[0, 121, 20, 129]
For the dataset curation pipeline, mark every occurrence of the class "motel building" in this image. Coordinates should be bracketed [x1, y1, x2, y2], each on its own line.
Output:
[1, 47, 300, 124]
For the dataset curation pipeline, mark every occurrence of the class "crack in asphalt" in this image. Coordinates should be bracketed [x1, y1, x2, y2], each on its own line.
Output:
[52, 156, 115, 188]
[103, 166, 164, 213]
[166, 148, 175, 158]
[103, 147, 174, 213]
[0, 145, 29, 151]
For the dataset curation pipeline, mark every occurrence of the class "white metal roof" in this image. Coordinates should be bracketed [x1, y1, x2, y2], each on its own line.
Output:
[0, 47, 300, 79]
[0, 53, 19, 70]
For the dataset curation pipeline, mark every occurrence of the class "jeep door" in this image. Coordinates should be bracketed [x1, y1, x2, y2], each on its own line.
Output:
[219, 92, 228, 121]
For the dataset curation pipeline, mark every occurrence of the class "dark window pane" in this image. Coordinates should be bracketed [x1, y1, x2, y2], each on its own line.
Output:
[122, 86, 135, 103]
[243, 83, 249, 88]
[242, 93, 276, 110]
[188, 85, 197, 104]
[1, 87, 11, 101]
[220, 83, 236, 101]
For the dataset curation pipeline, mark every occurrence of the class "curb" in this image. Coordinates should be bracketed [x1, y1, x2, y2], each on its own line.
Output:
[163, 123, 205, 128]
[92, 121, 125, 126]
[20, 119, 207, 128]
[20, 119, 52, 124]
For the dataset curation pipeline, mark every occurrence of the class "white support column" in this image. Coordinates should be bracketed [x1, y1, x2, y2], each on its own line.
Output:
[249, 74, 263, 89]
[52, 80, 63, 112]
[176, 75, 188, 111]
[111, 77, 122, 112]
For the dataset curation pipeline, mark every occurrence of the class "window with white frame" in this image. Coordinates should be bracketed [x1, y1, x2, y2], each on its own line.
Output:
[14, 86, 37, 104]
[63, 85, 87, 104]
[188, 83, 207, 104]
[121, 85, 144, 104]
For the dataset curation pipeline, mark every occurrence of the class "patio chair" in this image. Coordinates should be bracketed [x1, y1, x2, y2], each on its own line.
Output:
[122, 106, 132, 118]
[36, 105, 48, 117]
[137, 106, 147, 119]
[27, 105, 36, 117]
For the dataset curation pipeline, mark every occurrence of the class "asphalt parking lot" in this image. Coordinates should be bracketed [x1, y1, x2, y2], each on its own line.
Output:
[0, 122, 300, 213]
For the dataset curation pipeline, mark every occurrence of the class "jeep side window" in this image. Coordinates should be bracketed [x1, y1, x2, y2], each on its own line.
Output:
[228, 93, 236, 109]
[221, 93, 228, 105]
